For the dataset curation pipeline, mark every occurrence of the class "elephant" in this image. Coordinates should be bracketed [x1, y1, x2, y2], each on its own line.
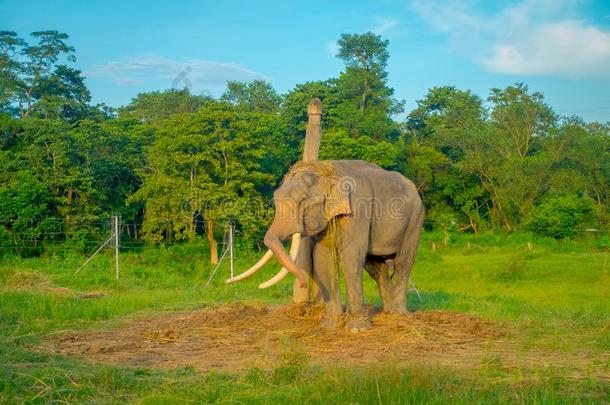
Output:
[227, 160, 424, 331]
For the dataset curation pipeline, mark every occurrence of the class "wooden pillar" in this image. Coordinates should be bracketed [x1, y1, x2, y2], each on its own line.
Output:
[303, 98, 322, 160]
[293, 98, 323, 303]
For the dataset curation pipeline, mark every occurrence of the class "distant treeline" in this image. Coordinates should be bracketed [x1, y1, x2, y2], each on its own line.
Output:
[0, 30, 608, 256]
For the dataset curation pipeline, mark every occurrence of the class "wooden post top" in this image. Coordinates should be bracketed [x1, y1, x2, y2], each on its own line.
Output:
[303, 98, 323, 162]
[307, 98, 323, 116]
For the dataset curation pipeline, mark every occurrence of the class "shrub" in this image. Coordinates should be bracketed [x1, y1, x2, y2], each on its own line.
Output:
[526, 196, 595, 239]
[596, 235, 610, 251]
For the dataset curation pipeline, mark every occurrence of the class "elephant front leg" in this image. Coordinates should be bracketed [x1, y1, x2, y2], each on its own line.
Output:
[293, 237, 322, 304]
[313, 241, 342, 329]
[342, 247, 371, 332]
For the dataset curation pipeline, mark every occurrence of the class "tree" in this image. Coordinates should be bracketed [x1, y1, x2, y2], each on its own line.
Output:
[335, 32, 402, 139]
[221, 80, 281, 112]
[29, 64, 92, 120]
[276, 31, 404, 172]
[281, 80, 340, 172]
[1, 26, 608, 254]
[320, 128, 399, 168]
[405, 86, 489, 232]
[337, 32, 389, 114]
[282, 79, 340, 131]
[119, 88, 211, 126]
[526, 196, 595, 239]
[69, 118, 153, 226]
[0, 31, 26, 115]
[483, 84, 558, 228]
[280, 33, 403, 172]
[488, 82, 556, 160]
[334, 70, 402, 140]
[0, 175, 59, 256]
[543, 119, 610, 228]
[337, 32, 389, 71]
[19, 31, 76, 117]
[0, 110, 152, 255]
[130, 103, 274, 263]
[0, 30, 94, 120]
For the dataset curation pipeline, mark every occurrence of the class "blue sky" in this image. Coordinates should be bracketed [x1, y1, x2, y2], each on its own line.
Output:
[2, 0, 610, 122]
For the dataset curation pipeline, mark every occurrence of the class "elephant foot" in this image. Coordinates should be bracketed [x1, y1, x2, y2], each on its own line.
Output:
[320, 315, 341, 330]
[345, 318, 372, 332]
[386, 302, 408, 315]
[383, 299, 408, 315]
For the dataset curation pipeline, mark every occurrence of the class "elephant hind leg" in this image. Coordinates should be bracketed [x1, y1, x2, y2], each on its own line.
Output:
[391, 202, 425, 314]
[365, 259, 396, 313]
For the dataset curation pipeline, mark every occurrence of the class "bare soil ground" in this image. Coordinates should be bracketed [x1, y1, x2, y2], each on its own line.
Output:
[43, 303, 609, 380]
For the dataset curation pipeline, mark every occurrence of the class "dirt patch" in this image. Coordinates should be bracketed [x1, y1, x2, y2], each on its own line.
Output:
[45, 303, 509, 372]
[77, 292, 107, 299]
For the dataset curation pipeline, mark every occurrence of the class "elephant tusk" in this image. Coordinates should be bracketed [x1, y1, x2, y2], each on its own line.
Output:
[224, 249, 273, 284]
[259, 233, 301, 289]
[258, 268, 288, 289]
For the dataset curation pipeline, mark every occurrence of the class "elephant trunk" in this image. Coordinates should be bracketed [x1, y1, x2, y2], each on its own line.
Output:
[263, 227, 307, 288]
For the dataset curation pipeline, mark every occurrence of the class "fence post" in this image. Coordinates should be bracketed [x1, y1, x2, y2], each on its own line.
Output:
[205, 221, 234, 287]
[229, 223, 234, 279]
[114, 215, 120, 280]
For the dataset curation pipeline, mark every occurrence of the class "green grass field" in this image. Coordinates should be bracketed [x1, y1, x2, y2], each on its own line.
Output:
[1, 233, 609, 404]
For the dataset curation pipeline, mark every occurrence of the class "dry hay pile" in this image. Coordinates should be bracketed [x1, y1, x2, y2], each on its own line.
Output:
[4, 271, 106, 298]
[46, 304, 504, 372]
[4, 271, 73, 295]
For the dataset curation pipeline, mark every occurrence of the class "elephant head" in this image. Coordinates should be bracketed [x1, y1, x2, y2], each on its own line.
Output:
[226, 162, 352, 288]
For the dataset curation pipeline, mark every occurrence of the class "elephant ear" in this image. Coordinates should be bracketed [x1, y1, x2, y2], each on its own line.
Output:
[325, 177, 352, 219]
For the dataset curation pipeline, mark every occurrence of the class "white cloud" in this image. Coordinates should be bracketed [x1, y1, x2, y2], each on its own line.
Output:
[372, 17, 407, 39]
[325, 17, 404, 57]
[372, 18, 401, 35]
[88, 55, 269, 92]
[411, 0, 610, 77]
[113, 77, 144, 86]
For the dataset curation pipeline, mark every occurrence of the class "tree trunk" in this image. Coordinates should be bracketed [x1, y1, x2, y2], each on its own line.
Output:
[189, 213, 195, 239]
[360, 77, 368, 114]
[207, 219, 218, 264]
[189, 167, 196, 239]
[66, 187, 73, 226]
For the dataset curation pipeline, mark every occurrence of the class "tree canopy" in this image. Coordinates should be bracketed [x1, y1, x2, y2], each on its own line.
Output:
[0, 30, 608, 259]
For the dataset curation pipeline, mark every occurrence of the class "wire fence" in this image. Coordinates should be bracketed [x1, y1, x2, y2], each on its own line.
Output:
[0, 215, 607, 255]
[0, 216, 246, 255]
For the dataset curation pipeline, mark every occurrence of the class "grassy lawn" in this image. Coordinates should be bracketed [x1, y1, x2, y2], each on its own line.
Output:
[0, 234, 608, 403]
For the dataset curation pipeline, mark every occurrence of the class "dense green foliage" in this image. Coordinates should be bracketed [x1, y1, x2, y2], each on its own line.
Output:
[0, 30, 608, 260]
[525, 196, 596, 239]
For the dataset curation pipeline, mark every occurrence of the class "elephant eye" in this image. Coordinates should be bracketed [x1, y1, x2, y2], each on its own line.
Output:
[301, 194, 324, 210]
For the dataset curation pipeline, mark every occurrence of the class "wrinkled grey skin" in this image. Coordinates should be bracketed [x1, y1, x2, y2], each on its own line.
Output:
[264, 160, 425, 331]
